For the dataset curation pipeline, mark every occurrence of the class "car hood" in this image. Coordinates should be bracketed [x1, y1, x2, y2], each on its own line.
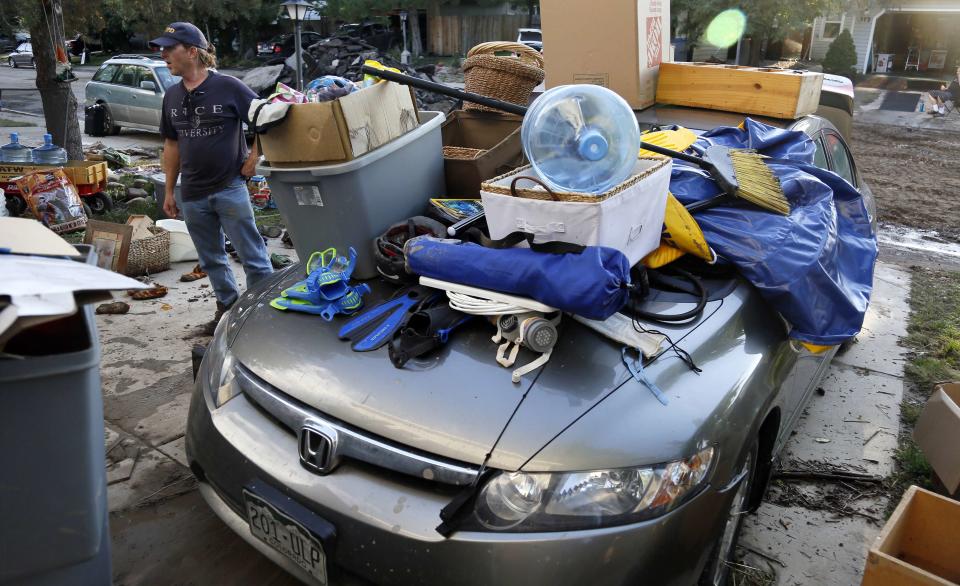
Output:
[230, 271, 735, 468]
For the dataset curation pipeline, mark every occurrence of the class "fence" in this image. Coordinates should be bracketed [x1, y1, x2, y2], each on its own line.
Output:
[427, 14, 530, 56]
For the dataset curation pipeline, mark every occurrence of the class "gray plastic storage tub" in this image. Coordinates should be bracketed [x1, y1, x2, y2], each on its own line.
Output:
[0, 244, 112, 586]
[258, 111, 445, 279]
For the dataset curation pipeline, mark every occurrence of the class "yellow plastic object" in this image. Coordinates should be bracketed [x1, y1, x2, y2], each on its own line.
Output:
[800, 342, 833, 354]
[640, 128, 699, 157]
[638, 127, 717, 269]
[643, 193, 716, 268]
[363, 59, 402, 86]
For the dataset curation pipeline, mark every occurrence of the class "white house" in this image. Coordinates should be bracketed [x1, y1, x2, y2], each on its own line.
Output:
[810, 0, 960, 74]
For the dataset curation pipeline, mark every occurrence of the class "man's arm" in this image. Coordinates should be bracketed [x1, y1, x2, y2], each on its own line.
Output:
[241, 139, 260, 178]
[163, 138, 181, 218]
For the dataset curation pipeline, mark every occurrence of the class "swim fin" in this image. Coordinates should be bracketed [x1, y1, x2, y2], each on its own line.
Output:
[337, 287, 439, 352]
[271, 282, 370, 321]
[388, 305, 473, 368]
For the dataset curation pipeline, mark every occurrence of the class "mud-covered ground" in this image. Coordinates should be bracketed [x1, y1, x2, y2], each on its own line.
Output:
[851, 121, 960, 243]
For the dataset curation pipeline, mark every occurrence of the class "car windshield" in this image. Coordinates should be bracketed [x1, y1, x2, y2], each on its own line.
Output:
[153, 66, 180, 90]
[520, 31, 542, 42]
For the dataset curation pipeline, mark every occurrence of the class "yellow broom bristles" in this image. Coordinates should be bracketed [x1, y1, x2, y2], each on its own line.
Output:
[729, 150, 790, 215]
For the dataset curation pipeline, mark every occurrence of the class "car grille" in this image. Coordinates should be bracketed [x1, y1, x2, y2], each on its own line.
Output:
[235, 363, 480, 486]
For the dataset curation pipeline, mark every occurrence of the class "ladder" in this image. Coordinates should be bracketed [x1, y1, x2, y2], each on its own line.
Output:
[905, 46, 920, 71]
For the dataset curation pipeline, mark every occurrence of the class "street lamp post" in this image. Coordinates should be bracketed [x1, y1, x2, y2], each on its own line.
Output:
[282, 0, 312, 91]
[400, 10, 410, 65]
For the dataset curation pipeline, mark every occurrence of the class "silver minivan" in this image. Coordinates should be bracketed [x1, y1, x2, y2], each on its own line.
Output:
[84, 55, 180, 134]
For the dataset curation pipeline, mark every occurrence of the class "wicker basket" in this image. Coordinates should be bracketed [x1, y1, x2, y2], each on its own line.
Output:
[463, 42, 544, 113]
[442, 145, 486, 160]
[124, 226, 170, 276]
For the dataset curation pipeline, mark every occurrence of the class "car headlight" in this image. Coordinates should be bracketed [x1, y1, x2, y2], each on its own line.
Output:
[472, 446, 715, 531]
[202, 316, 241, 408]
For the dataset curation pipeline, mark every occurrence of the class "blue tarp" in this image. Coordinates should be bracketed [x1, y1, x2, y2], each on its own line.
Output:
[669, 118, 878, 345]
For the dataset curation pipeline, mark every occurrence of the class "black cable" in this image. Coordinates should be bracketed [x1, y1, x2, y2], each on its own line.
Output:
[628, 267, 708, 323]
[632, 319, 702, 374]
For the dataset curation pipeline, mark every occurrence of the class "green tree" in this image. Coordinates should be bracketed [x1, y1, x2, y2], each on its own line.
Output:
[822, 29, 857, 75]
[675, 0, 845, 65]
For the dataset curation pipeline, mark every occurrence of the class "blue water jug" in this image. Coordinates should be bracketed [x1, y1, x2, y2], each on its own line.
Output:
[32, 133, 68, 165]
[521, 85, 640, 195]
[0, 132, 33, 163]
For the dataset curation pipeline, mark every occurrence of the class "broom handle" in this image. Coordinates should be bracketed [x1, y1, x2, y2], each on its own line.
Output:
[359, 65, 528, 116]
[638, 141, 713, 170]
[362, 65, 715, 173]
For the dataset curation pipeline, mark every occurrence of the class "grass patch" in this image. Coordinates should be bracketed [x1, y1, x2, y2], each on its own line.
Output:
[887, 267, 960, 512]
[0, 118, 36, 127]
[903, 268, 960, 389]
[254, 210, 283, 228]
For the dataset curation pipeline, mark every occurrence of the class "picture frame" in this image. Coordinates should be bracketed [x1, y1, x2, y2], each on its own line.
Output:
[83, 219, 133, 274]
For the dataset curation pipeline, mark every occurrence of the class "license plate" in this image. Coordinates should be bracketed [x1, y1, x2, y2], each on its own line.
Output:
[244, 490, 328, 584]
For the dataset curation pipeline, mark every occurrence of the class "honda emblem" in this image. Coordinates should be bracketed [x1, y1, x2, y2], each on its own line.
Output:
[298, 423, 339, 474]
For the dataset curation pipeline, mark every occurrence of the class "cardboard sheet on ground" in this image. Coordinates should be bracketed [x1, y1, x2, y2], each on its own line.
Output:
[0, 255, 148, 318]
[0, 217, 81, 256]
[668, 118, 878, 345]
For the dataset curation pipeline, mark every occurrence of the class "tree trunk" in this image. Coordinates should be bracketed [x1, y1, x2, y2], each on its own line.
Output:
[748, 35, 763, 66]
[29, 0, 83, 160]
[408, 7, 423, 58]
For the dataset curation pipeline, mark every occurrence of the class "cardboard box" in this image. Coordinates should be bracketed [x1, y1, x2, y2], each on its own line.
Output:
[914, 382, 960, 494]
[540, 0, 670, 110]
[258, 81, 419, 166]
[862, 485, 960, 585]
[656, 62, 824, 119]
[441, 109, 524, 197]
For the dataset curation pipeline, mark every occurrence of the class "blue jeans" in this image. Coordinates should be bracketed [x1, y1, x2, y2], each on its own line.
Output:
[180, 178, 273, 308]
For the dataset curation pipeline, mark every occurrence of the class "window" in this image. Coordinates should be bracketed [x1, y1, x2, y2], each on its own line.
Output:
[115, 65, 139, 87]
[820, 15, 843, 39]
[822, 22, 841, 38]
[813, 137, 829, 169]
[824, 132, 855, 186]
[153, 66, 179, 90]
[93, 64, 120, 83]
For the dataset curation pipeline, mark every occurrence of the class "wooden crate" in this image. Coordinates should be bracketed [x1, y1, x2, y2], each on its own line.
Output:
[656, 62, 824, 119]
[862, 485, 960, 585]
[0, 160, 108, 188]
[61, 160, 108, 187]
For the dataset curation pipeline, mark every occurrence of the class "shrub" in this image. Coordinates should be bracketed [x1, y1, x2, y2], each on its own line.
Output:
[822, 29, 857, 76]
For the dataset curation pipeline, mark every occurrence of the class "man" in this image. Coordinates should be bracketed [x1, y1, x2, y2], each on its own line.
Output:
[928, 67, 960, 117]
[150, 22, 272, 334]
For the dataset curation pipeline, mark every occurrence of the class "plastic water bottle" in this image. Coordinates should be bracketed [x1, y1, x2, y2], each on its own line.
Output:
[521, 85, 640, 195]
[31, 133, 68, 165]
[0, 132, 33, 163]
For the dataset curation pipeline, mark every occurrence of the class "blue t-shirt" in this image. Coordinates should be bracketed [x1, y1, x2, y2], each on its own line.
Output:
[160, 71, 257, 200]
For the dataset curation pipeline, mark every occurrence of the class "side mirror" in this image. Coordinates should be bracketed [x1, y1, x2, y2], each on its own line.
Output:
[139, 80, 157, 91]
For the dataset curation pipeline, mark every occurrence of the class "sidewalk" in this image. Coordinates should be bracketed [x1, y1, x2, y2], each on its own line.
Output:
[739, 262, 910, 585]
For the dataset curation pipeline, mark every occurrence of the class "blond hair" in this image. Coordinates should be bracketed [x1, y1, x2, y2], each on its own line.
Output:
[197, 46, 217, 69]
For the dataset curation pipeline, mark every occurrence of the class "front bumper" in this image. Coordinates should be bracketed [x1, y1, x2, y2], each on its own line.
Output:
[186, 379, 732, 586]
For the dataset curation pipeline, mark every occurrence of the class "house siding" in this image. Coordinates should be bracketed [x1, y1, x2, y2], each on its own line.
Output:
[812, 1, 960, 74]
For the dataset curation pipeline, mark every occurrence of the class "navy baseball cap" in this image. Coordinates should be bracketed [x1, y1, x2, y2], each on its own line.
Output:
[149, 22, 209, 50]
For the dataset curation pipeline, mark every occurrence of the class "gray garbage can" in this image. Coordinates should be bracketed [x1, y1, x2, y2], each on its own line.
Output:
[0, 244, 112, 585]
[259, 111, 446, 280]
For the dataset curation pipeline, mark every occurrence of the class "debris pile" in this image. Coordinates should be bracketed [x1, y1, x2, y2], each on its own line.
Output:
[244, 34, 458, 112]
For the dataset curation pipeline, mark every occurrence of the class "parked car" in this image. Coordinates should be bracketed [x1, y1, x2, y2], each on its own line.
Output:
[337, 22, 401, 52]
[184, 100, 875, 585]
[258, 32, 325, 60]
[84, 55, 180, 134]
[817, 73, 856, 140]
[0, 32, 29, 53]
[517, 28, 543, 52]
[7, 42, 34, 68]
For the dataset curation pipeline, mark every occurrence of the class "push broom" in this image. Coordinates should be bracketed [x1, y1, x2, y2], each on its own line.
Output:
[360, 65, 791, 216]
